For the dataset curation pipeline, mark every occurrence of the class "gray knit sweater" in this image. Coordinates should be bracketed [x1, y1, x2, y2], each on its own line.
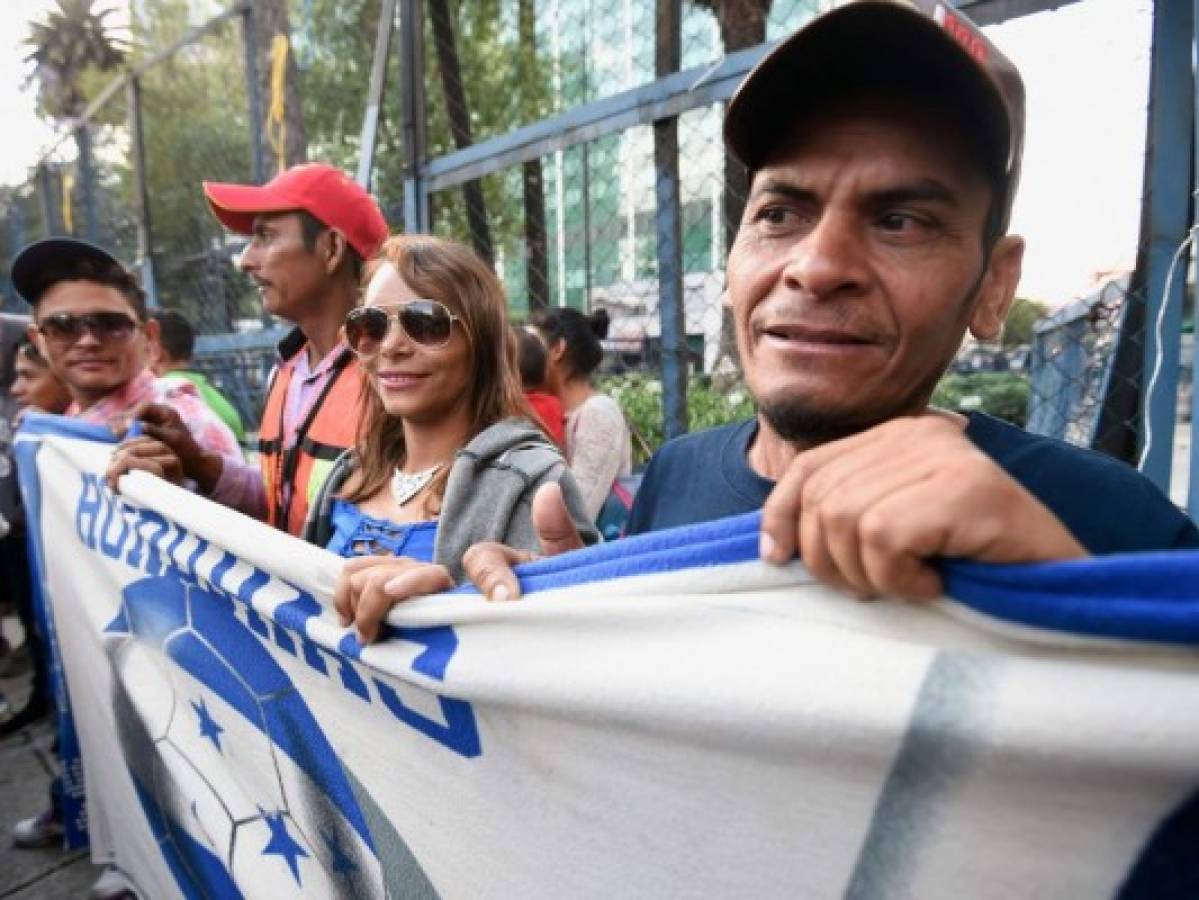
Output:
[302, 418, 599, 581]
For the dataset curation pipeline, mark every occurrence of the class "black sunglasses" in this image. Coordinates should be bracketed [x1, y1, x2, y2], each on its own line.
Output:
[344, 300, 461, 355]
[37, 311, 139, 346]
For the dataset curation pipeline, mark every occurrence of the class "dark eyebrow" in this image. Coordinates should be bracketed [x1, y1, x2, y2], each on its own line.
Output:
[868, 179, 959, 209]
[749, 179, 818, 205]
[750, 177, 960, 209]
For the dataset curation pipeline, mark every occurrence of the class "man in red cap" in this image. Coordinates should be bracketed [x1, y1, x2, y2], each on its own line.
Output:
[111, 163, 389, 535]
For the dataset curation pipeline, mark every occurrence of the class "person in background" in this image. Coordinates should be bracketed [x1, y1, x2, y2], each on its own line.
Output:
[148, 309, 245, 443]
[0, 338, 71, 738]
[107, 163, 389, 536]
[302, 235, 596, 643]
[514, 325, 565, 447]
[10, 338, 72, 419]
[529, 307, 631, 520]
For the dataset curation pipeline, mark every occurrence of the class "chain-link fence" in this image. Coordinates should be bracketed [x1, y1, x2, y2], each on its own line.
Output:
[0, 0, 1190, 498]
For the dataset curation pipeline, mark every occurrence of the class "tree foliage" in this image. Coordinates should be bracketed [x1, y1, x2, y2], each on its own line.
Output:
[24, 0, 127, 121]
[1003, 297, 1050, 347]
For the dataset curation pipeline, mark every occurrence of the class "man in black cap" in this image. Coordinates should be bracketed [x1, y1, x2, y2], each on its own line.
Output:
[8, 238, 239, 900]
[460, 0, 1197, 605]
[11, 238, 241, 460]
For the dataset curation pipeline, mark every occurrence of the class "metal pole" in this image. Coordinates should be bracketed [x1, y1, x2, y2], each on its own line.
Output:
[653, 0, 687, 439]
[36, 163, 61, 236]
[358, 0, 398, 189]
[5, 205, 26, 310]
[1189, 0, 1199, 519]
[75, 125, 99, 243]
[1139, 0, 1193, 490]
[400, 0, 429, 232]
[581, 0, 593, 306]
[241, 6, 267, 186]
[127, 75, 159, 309]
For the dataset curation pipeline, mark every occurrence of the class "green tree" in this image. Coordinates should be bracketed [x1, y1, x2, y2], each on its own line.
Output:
[1003, 297, 1050, 347]
[130, 0, 255, 328]
[250, 0, 307, 172]
[24, 0, 126, 120]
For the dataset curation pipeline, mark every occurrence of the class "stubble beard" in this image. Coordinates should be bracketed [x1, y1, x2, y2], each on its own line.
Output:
[757, 395, 894, 447]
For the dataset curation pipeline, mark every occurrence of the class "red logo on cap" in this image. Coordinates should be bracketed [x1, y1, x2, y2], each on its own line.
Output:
[936, 6, 989, 65]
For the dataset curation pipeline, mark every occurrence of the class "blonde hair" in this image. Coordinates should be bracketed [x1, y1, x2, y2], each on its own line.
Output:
[342, 234, 536, 508]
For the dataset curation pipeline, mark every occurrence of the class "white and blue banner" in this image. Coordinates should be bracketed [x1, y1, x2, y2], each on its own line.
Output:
[15, 414, 1199, 899]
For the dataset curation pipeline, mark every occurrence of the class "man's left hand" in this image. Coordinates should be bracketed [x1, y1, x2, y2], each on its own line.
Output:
[106, 436, 186, 492]
[759, 414, 1087, 600]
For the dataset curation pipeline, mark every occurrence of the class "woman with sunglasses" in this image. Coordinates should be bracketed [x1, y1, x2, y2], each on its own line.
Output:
[307, 235, 598, 644]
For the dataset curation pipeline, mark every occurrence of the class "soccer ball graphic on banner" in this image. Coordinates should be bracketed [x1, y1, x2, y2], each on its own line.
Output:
[104, 574, 391, 898]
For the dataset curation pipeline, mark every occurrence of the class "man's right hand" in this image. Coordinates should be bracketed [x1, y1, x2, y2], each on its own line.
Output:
[462, 482, 585, 601]
[111, 402, 224, 495]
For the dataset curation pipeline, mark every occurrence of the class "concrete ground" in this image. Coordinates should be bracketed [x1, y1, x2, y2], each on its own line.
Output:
[0, 614, 102, 900]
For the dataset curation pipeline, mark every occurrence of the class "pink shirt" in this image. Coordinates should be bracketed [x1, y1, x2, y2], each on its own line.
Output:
[71, 368, 242, 461]
[210, 341, 349, 524]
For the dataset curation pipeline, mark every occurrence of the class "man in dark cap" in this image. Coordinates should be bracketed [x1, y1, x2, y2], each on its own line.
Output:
[461, 0, 1197, 605]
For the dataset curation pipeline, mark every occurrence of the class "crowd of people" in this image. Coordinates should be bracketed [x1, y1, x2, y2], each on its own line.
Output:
[2, 1, 1197, 896]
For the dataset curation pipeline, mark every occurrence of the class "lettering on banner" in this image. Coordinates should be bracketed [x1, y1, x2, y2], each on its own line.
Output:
[73, 472, 480, 757]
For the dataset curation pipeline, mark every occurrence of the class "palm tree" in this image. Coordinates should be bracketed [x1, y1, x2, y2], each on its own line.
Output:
[24, 0, 126, 120]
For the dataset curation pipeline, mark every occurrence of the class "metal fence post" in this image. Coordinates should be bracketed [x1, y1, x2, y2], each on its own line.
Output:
[127, 74, 159, 309]
[241, 6, 268, 186]
[358, 0, 398, 189]
[36, 163, 61, 236]
[75, 125, 99, 243]
[1189, 0, 1199, 519]
[4, 205, 26, 310]
[400, 0, 429, 232]
[1138, 0, 1193, 490]
[653, 0, 688, 440]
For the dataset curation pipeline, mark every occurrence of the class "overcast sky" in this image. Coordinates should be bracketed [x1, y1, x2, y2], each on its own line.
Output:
[0, 0, 1155, 307]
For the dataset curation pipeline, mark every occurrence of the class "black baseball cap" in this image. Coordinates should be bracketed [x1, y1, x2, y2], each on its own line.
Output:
[724, 0, 1026, 231]
[10, 238, 132, 308]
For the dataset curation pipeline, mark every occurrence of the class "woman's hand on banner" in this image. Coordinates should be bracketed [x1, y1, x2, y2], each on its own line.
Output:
[334, 555, 455, 644]
[462, 482, 586, 602]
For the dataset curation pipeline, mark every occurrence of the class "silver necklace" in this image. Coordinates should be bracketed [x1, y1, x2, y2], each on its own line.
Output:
[391, 463, 442, 507]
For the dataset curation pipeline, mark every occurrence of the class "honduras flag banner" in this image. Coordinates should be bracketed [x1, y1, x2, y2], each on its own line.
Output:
[15, 413, 1199, 899]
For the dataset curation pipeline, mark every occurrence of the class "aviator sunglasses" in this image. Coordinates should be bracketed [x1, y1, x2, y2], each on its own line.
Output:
[344, 300, 461, 355]
[37, 311, 138, 346]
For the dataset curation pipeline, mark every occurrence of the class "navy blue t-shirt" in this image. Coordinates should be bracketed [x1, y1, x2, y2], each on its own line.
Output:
[625, 414, 1199, 554]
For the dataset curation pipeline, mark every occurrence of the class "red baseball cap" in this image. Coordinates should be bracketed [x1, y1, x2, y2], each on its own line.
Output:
[203, 163, 389, 259]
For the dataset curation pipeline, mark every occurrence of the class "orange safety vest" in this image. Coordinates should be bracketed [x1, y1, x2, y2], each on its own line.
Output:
[258, 340, 362, 535]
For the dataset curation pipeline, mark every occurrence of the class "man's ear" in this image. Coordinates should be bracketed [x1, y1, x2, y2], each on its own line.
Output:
[324, 230, 350, 276]
[26, 321, 47, 360]
[143, 317, 160, 345]
[969, 235, 1024, 342]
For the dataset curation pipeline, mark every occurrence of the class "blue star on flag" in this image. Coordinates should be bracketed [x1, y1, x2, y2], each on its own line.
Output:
[261, 811, 309, 884]
[321, 827, 358, 879]
[191, 697, 225, 752]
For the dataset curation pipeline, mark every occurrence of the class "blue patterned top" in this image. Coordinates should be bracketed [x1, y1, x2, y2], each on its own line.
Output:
[325, 498, 438, 561]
